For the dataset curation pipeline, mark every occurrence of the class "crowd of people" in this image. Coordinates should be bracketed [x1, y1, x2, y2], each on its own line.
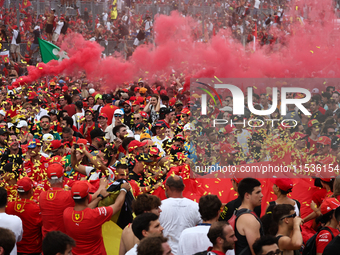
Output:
[1, 0, 340, 255]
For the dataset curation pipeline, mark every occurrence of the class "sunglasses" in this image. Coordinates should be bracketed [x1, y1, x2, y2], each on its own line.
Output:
[280, 212, 296, 220]
[123, 105, 130, 108]
[328, 132, 336, 135]
[114, 114, 123, 117]
[134, 117, 140, 120]
[263, 250, 283, 255]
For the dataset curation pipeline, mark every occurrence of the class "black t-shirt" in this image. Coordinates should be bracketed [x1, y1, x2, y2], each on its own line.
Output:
[322, 235, 340, 255]
[124, 113, 134, 129]
[33, 30, 40, 44]
[218, 196, 262, 222]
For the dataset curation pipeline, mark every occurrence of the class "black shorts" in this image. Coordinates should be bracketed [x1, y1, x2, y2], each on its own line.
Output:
[45, 24, 53, 34]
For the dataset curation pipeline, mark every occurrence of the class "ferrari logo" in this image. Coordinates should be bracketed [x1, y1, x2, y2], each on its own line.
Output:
[48, 192, 55, 200]
[16, 204, 21, 210]
[24, 0, 27, 5]
[75, 214, 80, 220]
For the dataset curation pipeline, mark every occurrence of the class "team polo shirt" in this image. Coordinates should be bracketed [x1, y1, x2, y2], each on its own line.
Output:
[39, 187, 75, 237]
[6, 199, 42, 254]
[63, 206, 114, 255]
[312, 188, 332, 207]
[316, 227, 339, 253]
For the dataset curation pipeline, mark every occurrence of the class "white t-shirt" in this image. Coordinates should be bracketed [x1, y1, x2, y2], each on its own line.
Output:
[0, 213, 23, 255]
[125, 243, 137, 255]
[178, 225, 236, 255]
[151, 136, 167, 157]
[11, 30, 18, 45]
[72, 111, 85, 130]
[54, 21, 64, 35]
[235, 129, 251, 156]
[145, 20, 153, 32]
[254, 0, 261, 9]
[159, 198, 202, 255]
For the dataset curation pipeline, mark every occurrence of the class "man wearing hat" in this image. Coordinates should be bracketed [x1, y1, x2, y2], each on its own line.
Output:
[63, 180, 130, 255]
[314, 136, 331, 159]
[127, 140, 147, 156]
[6, 177, 42, 255]
[24, 138, 49, 182]
[97, 112, 109, 132]
[152, 121, 168, 152]
[50, 139, 66, 157]
[133, 123, 146, 141]
[89, 128, 106, 153]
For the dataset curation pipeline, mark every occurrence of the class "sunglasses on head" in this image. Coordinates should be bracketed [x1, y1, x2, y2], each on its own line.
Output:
[280, 212, 296, 220]
[263, 250, 283, 255]
[114, 114, 123, 117]
[134, 117, 140, 120]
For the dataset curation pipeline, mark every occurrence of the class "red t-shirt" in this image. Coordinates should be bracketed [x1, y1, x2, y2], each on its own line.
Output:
[64, 104, 76, 117]
[80, 122, 101, 143]
[312, 188, 333, 207]
[63, 206, 114, 255]
[100, 104, 118, 125]
[39, 187, 75, 237]
[316, 226, 339, 253]
[6, 199, 42, 253]
[308, 137, 318, 155]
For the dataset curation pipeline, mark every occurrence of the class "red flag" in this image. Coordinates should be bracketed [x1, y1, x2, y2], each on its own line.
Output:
[1, 55, 9, 64]
[0, 0, 5, 8]
[22, 0, 32, 9]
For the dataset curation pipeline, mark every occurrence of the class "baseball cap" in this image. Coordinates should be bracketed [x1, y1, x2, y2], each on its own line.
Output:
[154, 121, 167, 128]
[90, 128, 106, 140]
[128, 140, 147, 152]
[132, 101, 140, 106]
[17, 120, 28, 128]
[149, 147, 160, 157]
[98, 113, 108, 119]
[136, 153, 153, 163]
[75, 100, 83, 109]
[17, 177, 34, 193]
[71, 181, 90, 199]
[232, 176, 243, 184]
[28, 139, 41, 149]
[220, 144, 238, 154]
[140, 111, 149, 119]
[271, 178, 294, 192]
[114, 109, 124, 115]
[320, 198, 340, 215]
[135, 123, 145, 131]
[42, 134, 54, 142]
[0, 128, 8, 135]
[181, 108, 190, 115]
[140, 133, 151, 140]
[175, 101, 183, 106]
[47, 163, 64, 180]
[291, 132, 308, 141]
[331, 136, 340, 149]
[312, 88, 320, 94]
[50, 140, 64, 150]
[224, 125, 236, 134]
[49, 109, 58, 115]
[308, 119, 320, 128]
[317, 136, 331, 145]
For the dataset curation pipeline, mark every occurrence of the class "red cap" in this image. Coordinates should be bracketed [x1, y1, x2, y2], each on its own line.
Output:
[181, 108, 190, 115]
[71, 181, 90, 199]
[83, 102, 88, 108]
[160, 90, 167, 96]
[98, 113, 108, 119]
[17, 177, 34, 192]
[140, 111, 149, 119]
[271, 178, 293, 192]
[233, 176, 243, 184]
[149, 147, 160, 156]
[62, 85, 68, 92]
[47, 163, 64, 180]
[51, 140, 64, 150]
[291, 132, 307, 140]
[128, 140, 147, 152]
[308, 119, 320, 128]
[317, 136, 331, 145]
[132, 101, 140, 106]
[134, 87, 140, 92]
[77, 139, 89, 145]
[224, 125, 236, 134]
[320, 198, 340, 215]
[320, 177, 333, 182]
[220, 144, 238, 154]
[169, 98, 176, 106]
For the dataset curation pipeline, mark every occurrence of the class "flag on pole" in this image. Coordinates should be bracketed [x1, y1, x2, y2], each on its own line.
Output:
[38, 38, 68, 63]
[22, 0, 32, 8]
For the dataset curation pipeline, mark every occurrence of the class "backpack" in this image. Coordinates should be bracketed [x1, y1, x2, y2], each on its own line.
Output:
[302, 227, 334, 255]
[16, 31, 21, 44]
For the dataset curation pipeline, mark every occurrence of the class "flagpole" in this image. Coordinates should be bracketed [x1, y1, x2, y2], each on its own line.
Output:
[17, 0, 20, 28]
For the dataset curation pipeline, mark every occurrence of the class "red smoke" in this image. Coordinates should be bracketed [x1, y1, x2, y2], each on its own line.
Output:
[14, 1, 340, 90]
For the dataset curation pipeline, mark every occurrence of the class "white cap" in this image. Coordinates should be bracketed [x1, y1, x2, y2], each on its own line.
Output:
[0, 110, 5, 116]
[312, 88, 320, 94]
[42, 134, 54, 142]
[89, 88, 95, 94]
[219, 106, 233, 112]
[17, 120, 28, 128]
[7, 123, 14, 129]
[184, 123, 195, 131]
[114, 109, 124, 115]
[34, 26, 40, 31]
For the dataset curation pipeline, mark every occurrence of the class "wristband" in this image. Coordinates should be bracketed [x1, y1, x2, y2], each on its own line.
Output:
[120, 188, 127, 193]
[97, 194, 104, 199]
